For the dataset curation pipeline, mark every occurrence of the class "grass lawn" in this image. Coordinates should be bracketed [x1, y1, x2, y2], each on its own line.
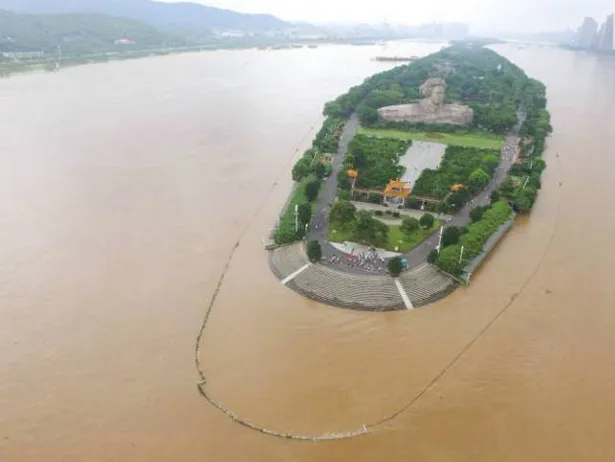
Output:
[386, 221, 441, 253]
[357, 126, 505, 150]
[328, 226, 353, 244]
[328, 220, 441, 253]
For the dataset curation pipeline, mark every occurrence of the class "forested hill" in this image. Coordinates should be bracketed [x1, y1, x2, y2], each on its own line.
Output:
[325, 44, 544, 134]
[0, 10, 183, 54]
[0, 0, 291, 32]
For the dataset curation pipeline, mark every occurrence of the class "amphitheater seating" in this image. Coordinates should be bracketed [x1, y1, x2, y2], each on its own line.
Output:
[269, 243, 309, 279]
[269, 246, 457, 310]
[399, 263, 456, 307]
[288, 265, 404, 311]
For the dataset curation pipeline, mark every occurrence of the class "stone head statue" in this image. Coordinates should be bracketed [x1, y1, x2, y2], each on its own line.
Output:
[377, 76, 473, 126]
[420, 78, 447, 109]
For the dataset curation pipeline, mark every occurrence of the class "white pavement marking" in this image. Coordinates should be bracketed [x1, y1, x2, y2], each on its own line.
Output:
[394, 279, 414, 310]
[281, 263, 311, 285]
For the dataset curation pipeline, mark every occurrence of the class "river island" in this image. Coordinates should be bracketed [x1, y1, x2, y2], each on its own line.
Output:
[269, 43, 552, 311]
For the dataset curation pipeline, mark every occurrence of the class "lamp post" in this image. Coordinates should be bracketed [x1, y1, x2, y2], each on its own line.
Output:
[436, 225, 444, 253]
[459, 245, 465, 265]
[295, 204, 299, 233]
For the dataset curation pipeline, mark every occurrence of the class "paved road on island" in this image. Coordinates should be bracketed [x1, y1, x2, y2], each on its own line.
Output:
[401, 109, 526, 269]
[309, 115, 364, 266]
[309, 109, 525, 273]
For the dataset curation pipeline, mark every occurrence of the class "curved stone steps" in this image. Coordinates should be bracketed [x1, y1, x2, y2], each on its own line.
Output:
[268, 243, 309, 279]
[288, 265, 404, 311]
[399, 263, 456, 307]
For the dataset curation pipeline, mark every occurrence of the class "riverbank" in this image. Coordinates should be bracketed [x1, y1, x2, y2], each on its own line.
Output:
[0, 35, 408, 78]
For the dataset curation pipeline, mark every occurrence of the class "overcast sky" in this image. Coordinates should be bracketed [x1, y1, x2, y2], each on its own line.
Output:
[161, 0, 613, 33]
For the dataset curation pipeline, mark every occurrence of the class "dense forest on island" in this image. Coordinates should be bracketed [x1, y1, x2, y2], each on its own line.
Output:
[324, 44, 532, 134]
[277, 44, 552, 245]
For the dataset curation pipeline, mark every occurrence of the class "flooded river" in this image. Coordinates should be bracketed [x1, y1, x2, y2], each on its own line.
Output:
[1, 41, 615, 461]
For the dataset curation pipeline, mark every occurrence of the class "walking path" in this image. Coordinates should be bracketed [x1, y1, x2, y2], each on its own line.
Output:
[272, 109, 527, 310]
[399, 108, 525, 268]
[307, 108, 524, 273]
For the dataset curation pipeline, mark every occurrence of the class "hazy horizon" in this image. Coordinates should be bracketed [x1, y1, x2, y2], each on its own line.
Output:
[160, 0, 613, 34]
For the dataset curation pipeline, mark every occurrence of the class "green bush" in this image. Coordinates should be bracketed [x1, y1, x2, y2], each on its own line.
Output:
[413, 146, 498, 198]
[442, 226, 464, 247]
[343, 135, 407, 189]
[274, 176, 313, 244]
[470, 206, 488, 223]
[298, 203, 312, 226]
[420, 213, 435, 229]
[329, 200, 356, 223]
[427, 249, 439, 263]
[305, 181, 321, 202]
[388, 257, 404, 277]
[307, 240, 322, 262]
[400, 216, 420, 235]
[292, 157, 312, 182]
[435, 201, 513, 275]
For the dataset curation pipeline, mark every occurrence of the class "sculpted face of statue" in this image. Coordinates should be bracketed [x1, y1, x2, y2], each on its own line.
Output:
[430, 85, 445, 106]
[420, 78, 447, 109]
[377, 77, 474, 126]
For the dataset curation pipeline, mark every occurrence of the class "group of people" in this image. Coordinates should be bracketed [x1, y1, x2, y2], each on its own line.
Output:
[326, 249, 387, 274]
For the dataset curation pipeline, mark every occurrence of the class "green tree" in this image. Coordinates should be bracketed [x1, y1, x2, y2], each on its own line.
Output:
[298, 203, 312, 226]
[374, 219, 389, 240]
[436, 245, 463, 275]
[400, 216, 419, 235]
[427, 249, 439, 263]
[442, 226, 464, 247]
[358, 105, 379, 125]
[305, 181, 320, 202]
[468, 168, 491, 192]
[353, 211, 378, 243]
[481, 153, 500, 173]
[314, 162, 326, 180]
[329, 200, 356, 224]
[307, 240, 322, 262]
[419, 213, 435, 229]
[388, 256, 404, 277]
[470, 206, 488, 223]
[292, 157, 313, 182]
[490, 189, 501, 202]
[514, 187, 537, 212]
[449, 187, 470, 210]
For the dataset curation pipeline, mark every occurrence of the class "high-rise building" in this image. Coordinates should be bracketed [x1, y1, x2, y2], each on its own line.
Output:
[596, 14, 614, 50]
[576, 17, 599, 47]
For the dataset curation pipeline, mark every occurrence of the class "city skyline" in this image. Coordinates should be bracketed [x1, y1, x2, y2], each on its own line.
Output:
[161, 0, 613, 34]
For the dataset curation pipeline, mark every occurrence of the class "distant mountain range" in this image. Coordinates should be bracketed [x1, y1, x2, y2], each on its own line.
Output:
[0, 9, 182, 53]
[0, 0, 292, 32]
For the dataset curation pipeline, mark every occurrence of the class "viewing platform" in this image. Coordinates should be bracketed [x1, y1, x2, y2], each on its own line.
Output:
[269, 243, 457, 311]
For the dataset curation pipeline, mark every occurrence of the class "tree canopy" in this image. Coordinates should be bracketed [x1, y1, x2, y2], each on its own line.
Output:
[0, 9, 182, 54]
[324, 44, 535, 134]
[329, 200, 356, 224]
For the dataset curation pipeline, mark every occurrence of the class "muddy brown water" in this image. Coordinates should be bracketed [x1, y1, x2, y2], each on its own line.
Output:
[1, 42, 615, 461]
